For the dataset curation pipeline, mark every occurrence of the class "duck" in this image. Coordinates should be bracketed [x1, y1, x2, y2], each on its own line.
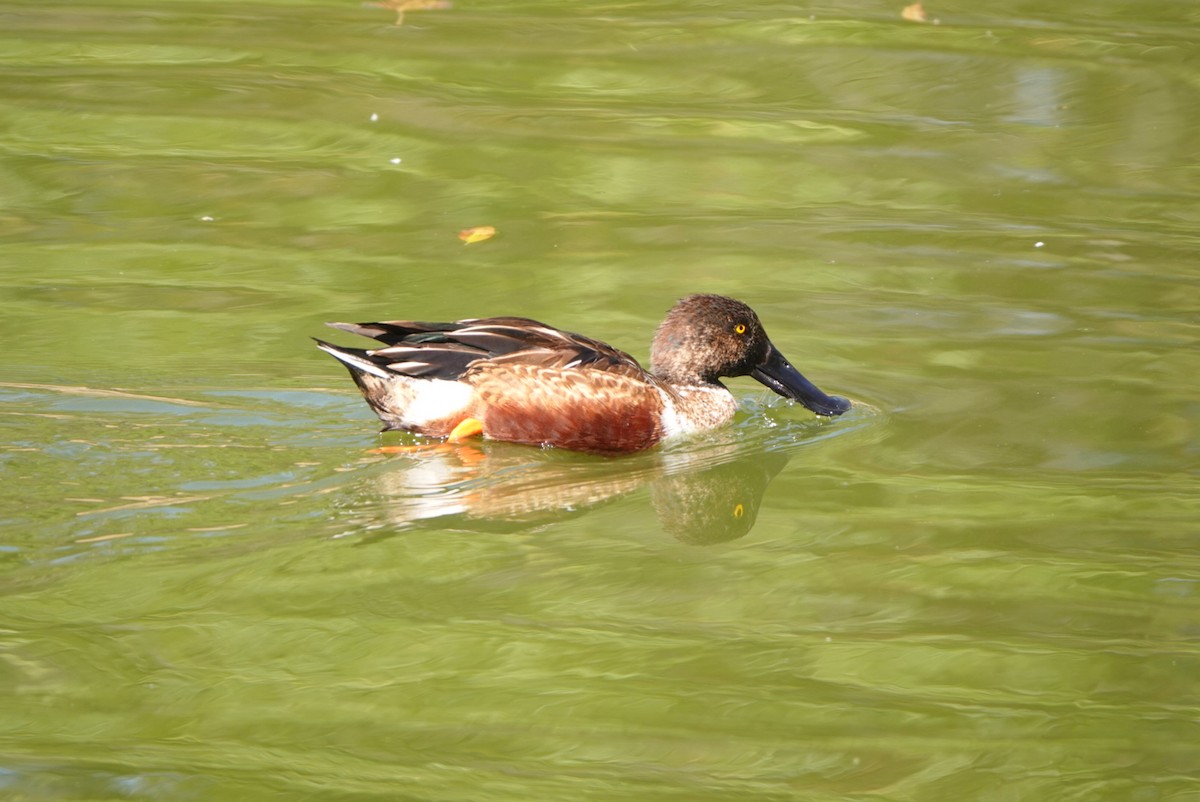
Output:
[315, 293, 850, 454]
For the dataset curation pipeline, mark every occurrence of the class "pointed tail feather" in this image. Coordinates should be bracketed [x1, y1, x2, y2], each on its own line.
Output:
[313, 339, 393, 379]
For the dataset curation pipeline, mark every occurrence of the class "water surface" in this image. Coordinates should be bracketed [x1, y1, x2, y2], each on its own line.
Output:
[2, 0, 1198, 799]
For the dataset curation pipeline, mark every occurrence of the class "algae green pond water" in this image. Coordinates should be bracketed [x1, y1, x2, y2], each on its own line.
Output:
[2, 1, 1198, 799]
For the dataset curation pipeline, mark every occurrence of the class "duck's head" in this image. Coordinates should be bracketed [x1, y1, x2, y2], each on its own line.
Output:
[650, 294, 851, 417]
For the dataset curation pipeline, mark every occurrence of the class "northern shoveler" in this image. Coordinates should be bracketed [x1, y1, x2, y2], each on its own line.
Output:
[315, 293, 850, 454]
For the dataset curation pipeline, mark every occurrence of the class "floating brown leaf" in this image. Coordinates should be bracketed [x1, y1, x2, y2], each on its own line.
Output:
[364, 0, 452, 26]
[901, 2, 929, 22]
[458, 225, 496, 245]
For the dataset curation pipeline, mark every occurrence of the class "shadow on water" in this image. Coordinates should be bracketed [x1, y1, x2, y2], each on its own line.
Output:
[339, 396, 879, 545]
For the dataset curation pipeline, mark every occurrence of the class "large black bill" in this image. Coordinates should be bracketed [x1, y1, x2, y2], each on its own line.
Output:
[750, 343, 851, 417]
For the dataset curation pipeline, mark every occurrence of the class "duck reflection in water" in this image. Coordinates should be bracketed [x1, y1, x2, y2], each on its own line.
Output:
[354, 436, 789, 545]
[320, 294, 848, 541]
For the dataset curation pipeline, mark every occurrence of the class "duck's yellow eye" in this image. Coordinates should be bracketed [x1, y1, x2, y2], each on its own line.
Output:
[732, 503, 745, 518]
[734, 323, 747, 335]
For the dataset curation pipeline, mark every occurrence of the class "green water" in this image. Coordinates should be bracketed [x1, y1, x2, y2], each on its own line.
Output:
[2, 0, 1198, 799]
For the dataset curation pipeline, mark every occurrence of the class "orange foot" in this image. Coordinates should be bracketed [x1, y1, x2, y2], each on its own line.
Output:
[447, 417, 484, 443]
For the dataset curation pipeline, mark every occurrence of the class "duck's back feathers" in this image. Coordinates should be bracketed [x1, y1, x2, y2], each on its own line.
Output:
[324, 317, 647, 382]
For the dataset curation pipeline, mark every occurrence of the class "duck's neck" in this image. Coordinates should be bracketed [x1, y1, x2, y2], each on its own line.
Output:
[650, 353, 717, 388]
[658, 381, 738, 435]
